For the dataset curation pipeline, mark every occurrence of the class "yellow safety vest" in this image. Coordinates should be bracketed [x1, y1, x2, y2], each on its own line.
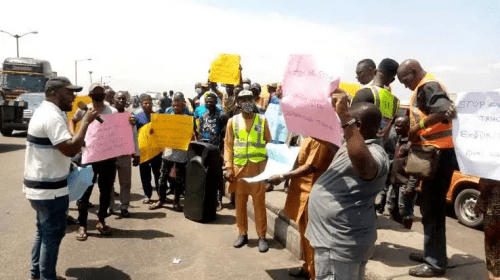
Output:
[232, 114, 267, 166]
[367, 86, 400, 119]
[409, 73, 454, 149]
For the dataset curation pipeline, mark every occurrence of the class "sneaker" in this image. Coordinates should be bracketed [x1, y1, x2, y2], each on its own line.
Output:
[233, 235, 248, 248]
[258, 237, 269, 253]
[120, 209, 130, 218]
[288, 268, 309, 279]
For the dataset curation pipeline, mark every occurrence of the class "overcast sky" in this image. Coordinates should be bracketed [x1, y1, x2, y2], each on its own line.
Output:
[1, 0, 499, 102]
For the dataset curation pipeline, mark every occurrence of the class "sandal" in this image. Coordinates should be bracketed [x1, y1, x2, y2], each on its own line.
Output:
[96, 222, 112, 236]
[142, 198, 152, 204]
[76, 227, 88, 241]
[172, 203, 183, 212]
[149, 201, 164, 210]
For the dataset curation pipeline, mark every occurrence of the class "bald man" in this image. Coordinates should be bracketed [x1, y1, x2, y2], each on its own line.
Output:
[306, 90, 390, 280]
[397, 59, 457, 278]
[355, 59, 376, 85]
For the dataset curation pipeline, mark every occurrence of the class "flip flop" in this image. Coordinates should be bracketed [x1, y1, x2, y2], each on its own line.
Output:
[149, 201, 164, 210]
[96, 223, 112, 236]
[142, 198, 152, 204]
[76, 227, 88, 241]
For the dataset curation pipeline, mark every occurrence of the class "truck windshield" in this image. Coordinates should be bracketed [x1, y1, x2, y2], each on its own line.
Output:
[2, 73, 45, 93]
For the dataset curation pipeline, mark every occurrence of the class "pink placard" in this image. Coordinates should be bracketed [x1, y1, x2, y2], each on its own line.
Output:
[281, 55, 343, 146]
[82, 113, 135, 164]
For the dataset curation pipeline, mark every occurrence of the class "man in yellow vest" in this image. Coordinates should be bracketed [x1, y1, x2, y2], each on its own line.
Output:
[397, 59, 457, 278]
[224, 90, 272, 253]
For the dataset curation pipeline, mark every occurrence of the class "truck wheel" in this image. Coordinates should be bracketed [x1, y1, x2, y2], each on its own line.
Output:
[0, 127, 13, 136]
[454, 188, 483, 228]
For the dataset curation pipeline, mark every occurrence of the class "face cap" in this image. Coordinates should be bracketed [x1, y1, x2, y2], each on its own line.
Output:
[45, 77, 82, 92]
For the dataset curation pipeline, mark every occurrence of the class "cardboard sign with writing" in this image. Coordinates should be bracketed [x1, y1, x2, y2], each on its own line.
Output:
[208, 54, 241, 85]
[82, 113, 135, 164]
[453, 91, 500, 181]
[151, 114, 193, 151]
[281, 54, 343, 146]
[138, 123, 163, 163]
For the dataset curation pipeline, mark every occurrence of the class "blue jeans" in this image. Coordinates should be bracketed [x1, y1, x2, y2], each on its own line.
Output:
[420, 149, 458, 271]
[314, 247, 371, 280]
[30, 195, 69, 280]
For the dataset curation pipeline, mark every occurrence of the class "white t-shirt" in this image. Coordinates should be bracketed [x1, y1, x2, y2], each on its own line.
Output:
[23, 101, 73, 200]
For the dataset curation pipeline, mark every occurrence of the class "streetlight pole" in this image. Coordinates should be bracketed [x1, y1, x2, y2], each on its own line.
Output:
[0, 30, 38, 57]
[89, 71, 93, 84]
[100, 76, 111, 85]
[74, 58, 91, 86]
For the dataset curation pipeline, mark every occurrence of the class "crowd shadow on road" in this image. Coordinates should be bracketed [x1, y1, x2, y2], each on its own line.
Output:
[0, 143, 25, 154]
[207, 214, 236, 225]
[265, 268, 295, 280]
[65, 265, 131, 280]
[126, 211, 166, 220]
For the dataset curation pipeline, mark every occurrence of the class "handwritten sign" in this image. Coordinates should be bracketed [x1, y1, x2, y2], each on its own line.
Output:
[244, 143, 300, 183]
[453, 91, 500, 181]
[82, 113, 135, 164]
[151, 114, 193, 151]
[208, 54, 241, 85]
[138, 123, 163, 163]
[265, 103, 288, 143]
[281, 54, 343, 147]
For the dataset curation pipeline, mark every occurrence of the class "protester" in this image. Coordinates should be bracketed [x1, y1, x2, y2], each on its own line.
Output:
[70, 83, 118, 240]
[104, 87, 116, 105]
[251, 83, 266, 113]
[198, 92, 228, 210]
[397, 59, 457, 277]
[355, 59, 377, 85]
[474, 178, 500, 280]
[149, 92, 194, 212]
[24, 77, 98, 280]
[222, 84, 237, 113]
[224, 90, 272, 253]
[159, 91, 172, 112]
[306, 90, 389, 280]
[386, 115, 417, 229]
[108, 91, 141, 218]
[135, 94, 162, 204]
[267, 137, 338, 279]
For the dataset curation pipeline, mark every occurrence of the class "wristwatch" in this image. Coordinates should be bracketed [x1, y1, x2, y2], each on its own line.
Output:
[341, 118, 356, 129]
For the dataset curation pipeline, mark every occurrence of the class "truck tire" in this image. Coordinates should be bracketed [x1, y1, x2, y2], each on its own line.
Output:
[454, 188, 483, 228]
[0, 127, 13, 136]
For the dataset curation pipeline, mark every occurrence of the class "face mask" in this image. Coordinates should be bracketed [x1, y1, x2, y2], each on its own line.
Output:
[92, 94, 105, 102]
[242, 101, 254, 113]
[195, 88, 203, 95]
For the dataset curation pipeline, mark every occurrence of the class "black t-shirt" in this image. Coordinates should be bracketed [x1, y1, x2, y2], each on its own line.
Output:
[160, 97, 172, 111]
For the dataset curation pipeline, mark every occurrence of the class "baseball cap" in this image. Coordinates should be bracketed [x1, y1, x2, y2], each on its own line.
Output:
[45, 77, 82, 92]
[238, 90, 254, 98]
[89, 82, 105, 93]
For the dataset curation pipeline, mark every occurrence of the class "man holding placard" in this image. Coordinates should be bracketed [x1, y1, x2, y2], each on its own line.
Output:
[397, 60, 457, 278]
[149, 92, 194, 212]
[224, 90, 272, 253]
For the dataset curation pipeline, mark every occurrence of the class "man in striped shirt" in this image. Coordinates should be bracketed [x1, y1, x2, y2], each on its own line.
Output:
[24, 77, 98, 280]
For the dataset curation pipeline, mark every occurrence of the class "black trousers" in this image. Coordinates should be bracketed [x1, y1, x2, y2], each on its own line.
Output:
[78, 159, 117, 226]
[158, 159, 186, 204]
[139, 154, 162, 199]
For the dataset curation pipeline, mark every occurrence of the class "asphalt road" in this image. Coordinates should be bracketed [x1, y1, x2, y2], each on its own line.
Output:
[0, 133, 301, 280]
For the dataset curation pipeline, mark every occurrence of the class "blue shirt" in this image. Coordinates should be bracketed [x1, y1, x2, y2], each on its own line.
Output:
[134, 111, 151, 130]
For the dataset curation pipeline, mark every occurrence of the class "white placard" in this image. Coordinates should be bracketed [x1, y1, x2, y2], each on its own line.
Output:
[453, 90, 500, 180]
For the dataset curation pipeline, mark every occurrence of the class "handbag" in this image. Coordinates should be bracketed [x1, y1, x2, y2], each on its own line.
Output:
[404, 145, 440, 179]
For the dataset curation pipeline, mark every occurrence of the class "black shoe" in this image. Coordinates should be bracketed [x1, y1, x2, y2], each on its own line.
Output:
[409, 264, 445, 277]
[258, 238, 269, 253]
[409, 253, 425, 263]
[120, 209, 130, 218]
[233, 235, 248, 248]
[288, 268, 309, 279]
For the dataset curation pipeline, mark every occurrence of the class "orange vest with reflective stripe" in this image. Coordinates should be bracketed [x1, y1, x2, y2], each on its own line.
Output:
[409, 73, 454, 148]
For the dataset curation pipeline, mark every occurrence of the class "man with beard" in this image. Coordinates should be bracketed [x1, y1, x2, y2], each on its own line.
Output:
[24, 77, 98, 280]
[224, 90, 272, 253]
[70, 83, 118, 240]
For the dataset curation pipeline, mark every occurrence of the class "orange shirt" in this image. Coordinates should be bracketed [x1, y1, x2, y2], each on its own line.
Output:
[284, 137, 336, 223]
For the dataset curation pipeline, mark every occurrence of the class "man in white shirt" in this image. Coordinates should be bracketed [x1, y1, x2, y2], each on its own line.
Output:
[24, 76, 98, 280]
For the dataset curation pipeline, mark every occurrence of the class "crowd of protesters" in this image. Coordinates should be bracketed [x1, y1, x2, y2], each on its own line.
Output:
[22, 58, 500, 280]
